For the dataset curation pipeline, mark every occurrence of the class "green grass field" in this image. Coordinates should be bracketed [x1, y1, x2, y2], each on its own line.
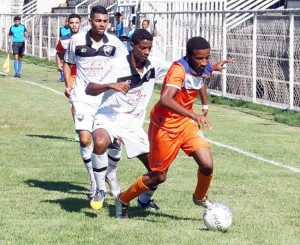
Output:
[0, 56, 299, 245]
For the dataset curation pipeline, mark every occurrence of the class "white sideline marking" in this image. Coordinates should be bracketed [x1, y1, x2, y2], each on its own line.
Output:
[5, 73, 299, 173]
[208, 139, 300, 173]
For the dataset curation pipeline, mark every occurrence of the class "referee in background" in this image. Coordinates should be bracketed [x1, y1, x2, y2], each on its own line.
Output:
[7, 16, 28, 78]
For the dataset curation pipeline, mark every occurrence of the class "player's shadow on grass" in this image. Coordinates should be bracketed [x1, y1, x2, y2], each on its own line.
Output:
[105, 202, 199, 222]
[43, 198, 97, 218]
[25, 179, 87, 195]
[27, 134, 76, 142]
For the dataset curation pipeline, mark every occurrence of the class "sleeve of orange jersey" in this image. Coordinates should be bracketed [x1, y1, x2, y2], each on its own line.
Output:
[165, 63, 185, 89]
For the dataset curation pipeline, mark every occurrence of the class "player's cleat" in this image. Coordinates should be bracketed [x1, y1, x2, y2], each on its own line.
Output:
[88, 181, 97, 199]
[137, 198, 160, 211]
[90, 190, 106, 210]
[106, 177, 121, 198]
[14, 73, 20, 78]
[193, 195, 214, 208]
[115, 194, 128, 219]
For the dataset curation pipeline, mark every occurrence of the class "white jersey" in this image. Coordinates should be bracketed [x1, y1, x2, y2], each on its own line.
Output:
[64, 30, 128, 105]
[94, 55, 170, 130]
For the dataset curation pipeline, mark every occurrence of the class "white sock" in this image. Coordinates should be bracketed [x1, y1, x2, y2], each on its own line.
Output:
[91, 153, 108, 192]
[106, 148, 122, 180]
[80, 145, 95, 183]
[138, 186, 158, 203]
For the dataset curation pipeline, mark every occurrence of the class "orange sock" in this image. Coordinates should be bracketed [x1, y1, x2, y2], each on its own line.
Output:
[193, 170, 213, 201]
[120, 176, 149, 204]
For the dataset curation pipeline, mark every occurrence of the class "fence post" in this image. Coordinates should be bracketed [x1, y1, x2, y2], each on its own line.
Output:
[289, 13, 294, 110]
[32, 16, 35, 56]
[39, 16, 42, 58]
[222, 12, 227, 96]
[48, 16, 51, 60]
[252, 13, 257, 103]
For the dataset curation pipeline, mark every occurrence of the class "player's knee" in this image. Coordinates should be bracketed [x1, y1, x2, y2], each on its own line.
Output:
[153, 171, 167, 184]
[200, 162, 213, 176]
[79, 137, 92, 147]
[93, 138, 109, 155]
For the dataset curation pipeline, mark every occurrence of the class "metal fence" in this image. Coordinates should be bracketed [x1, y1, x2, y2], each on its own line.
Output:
[1, 8, 300, 111]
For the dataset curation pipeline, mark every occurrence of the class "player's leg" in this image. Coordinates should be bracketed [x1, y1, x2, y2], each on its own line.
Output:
[136, 153, 160, 210]
[116, 122, 178, 218]
[12, 43, 19, 77]
[181, 124, 213, 208]
[106, 139, 122, 197]
[73, 102, 96, 199]
[90, 127, 112, 209]
[17, 42, 25, 76]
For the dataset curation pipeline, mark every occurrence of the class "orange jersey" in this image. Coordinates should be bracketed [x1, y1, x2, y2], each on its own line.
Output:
[56, 36, 77, 76]
[150, 57, 213, 133]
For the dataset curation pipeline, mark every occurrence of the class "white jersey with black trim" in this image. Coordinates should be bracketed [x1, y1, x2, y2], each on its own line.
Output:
[64, 30, 128, 105]
[94, 55, 170, 130]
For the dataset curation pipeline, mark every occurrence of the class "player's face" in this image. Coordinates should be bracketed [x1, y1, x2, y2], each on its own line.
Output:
[89, 13, 108, 36]
[142, 21, 149, 29]
[14, 20, 21, 26]
[69, 18, 81, 34]
[187, 48, 211, 74]
[131, 39, 153, 63]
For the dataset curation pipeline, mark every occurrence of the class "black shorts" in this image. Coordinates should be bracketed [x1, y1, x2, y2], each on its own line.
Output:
[12, 42, 25, 57]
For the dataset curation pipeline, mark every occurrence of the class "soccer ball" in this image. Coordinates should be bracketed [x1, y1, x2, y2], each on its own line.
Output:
[203, 203, 233, 232]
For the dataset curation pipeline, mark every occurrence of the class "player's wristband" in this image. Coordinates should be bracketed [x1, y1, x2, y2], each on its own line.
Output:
[202, 105, 208, 110]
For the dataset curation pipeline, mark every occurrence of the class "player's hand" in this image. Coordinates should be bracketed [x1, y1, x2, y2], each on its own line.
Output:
[110, 82, 131, 94]
[64, 86, 72, 98]
[213, 58, 235, 71]
[200, 109, 208, 117]
[192, 113, 212, 130]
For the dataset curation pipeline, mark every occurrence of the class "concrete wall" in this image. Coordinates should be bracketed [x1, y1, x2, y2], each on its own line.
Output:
[37, 0, 66, 13]
[287, 0, 300, 8]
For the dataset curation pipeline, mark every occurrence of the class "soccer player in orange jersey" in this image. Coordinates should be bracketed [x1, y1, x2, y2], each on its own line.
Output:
[115, 36, 234, 218]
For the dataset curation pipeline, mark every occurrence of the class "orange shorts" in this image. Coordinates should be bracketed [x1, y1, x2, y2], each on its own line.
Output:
[148, 121, 210, 172]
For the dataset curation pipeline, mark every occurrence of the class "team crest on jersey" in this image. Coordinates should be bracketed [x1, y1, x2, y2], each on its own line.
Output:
[102, 45, 114, 56]
[77, 114, 84, 121]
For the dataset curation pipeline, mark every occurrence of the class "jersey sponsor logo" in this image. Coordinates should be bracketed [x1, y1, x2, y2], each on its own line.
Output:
[81, 48, 87, 53]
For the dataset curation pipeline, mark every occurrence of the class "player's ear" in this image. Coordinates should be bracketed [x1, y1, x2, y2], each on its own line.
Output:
[130, 42, 134, 50]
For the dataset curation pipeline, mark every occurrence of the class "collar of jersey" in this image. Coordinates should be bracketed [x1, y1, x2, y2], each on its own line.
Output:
[85, 30, 109, 47]
[126, 53, 151, 75]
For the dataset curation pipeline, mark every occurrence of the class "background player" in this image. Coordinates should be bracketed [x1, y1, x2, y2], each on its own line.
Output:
[7, 16, 28, 78]
[64, 6, 128, 199]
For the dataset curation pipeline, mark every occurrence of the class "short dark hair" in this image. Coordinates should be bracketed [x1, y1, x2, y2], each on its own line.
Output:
[186, 37, 211, 56]
[90, 5, 107, 18]
[14, 16, 21, 21]
[130, 29, 153, 44]
[68, 13, 81, 21]
[115, 12, 122, 17]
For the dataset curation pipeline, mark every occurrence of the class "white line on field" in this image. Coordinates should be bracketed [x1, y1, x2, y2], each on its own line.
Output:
[5, 73, 299, 174]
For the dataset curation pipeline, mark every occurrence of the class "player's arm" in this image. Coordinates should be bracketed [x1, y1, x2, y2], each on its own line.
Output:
[7, 28, 12, 52]
[152, 20, 157, 37]
[212, 58, 235, 71]
[160, 65, 212, 129]
[63, 62, 72, 98]
[86, 81, 130, 96]
[198, 84, 208, 116]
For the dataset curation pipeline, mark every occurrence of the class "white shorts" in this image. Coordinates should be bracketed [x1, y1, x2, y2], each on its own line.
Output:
[94, 118, 149, 158]
[73, 101, 98, 132]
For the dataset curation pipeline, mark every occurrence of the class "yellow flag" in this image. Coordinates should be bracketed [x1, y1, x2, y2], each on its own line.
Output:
[2, 54, 10, 73]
